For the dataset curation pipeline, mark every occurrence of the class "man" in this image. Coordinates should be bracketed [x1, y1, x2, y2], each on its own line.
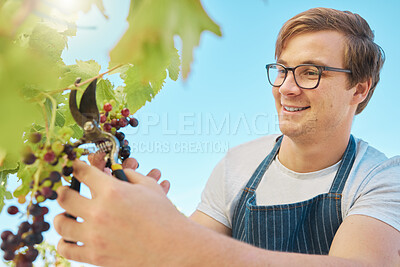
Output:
[54, 7, 400, 266]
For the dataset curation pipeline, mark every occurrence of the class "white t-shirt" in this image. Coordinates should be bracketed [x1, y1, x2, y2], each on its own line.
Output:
[197, 134, 400, 232]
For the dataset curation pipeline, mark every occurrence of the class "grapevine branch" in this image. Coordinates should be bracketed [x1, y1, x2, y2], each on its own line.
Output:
[75, 64, 124, 88]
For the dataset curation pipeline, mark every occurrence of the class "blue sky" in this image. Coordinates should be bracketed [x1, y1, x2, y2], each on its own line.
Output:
[1, 0, 400, 265]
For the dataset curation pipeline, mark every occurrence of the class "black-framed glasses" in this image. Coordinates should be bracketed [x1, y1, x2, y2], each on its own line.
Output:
[265, 63, 352, 89]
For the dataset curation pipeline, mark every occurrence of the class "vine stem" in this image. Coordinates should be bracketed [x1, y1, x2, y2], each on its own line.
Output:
[42, 93, 57, 147]
[32, 63, 126, 102]
[75, 64, 124, 88]
[39, 102, 50, 144]
[29, 160, 43, 213]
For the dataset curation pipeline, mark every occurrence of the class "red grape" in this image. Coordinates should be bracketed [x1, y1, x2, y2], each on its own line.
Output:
[121, 108, 130, 117]
[103, 103, 112, 112]
[43, 151, 55, 163]
[100, 114, 107, 123]
[7, 206, 19, 215]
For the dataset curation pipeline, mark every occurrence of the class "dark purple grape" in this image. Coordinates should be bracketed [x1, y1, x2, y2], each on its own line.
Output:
[1, 230, 12, 241]
[120, 146, 131, 158]
[23, 234, 36, 246]
[28, 132, 42, 144]
[62, 166, 73, 176]
[3, 250, 15, 261]
[16, 255, 33, 267]
[41, 187, 53, 199]
[7, 206, 19, 215]
[18, 222, 31, 235]
[23, 153, 36, 165]
[63, 144, 73, 155]
[6, 234, 21, 249]
[129, 117, 138, 127]
[49, 171, 61, 183]
[48, 191, 58, 200]
[40, 206, 49, 216]
[67, 151, 77, 160]
[0, 241, 8, 251]
[115, 132, 125, 141]
[25, 247, 38, 261]
[31, 221, 44, 233]
[33, 233, 43, 244]
[28, 204, 41, 217]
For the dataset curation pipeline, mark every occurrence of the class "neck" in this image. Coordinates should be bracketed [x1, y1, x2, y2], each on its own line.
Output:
[278, 132, 351, 173]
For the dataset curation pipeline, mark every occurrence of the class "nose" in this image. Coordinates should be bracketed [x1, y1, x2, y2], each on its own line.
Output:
[278, 71, 302, 96]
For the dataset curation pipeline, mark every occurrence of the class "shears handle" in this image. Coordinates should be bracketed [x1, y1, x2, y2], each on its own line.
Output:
[111, 164, 128, 182]
[64, 165, 127, 244]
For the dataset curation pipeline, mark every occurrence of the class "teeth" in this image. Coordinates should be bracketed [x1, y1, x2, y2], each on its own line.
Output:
[284, 106, 309, 112]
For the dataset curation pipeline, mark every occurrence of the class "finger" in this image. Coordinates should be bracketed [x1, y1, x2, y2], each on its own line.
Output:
[56, 186, 92, 220]
[57, 239, 91, 264]
[87, 152, 106, 170]
[53, 213, 84, 243]
[160, 180, 170, 194]
[104, 167, 112, 176]
[146, 168, 161, 181]
[72, 160, 110, 192]
[122, 157, 139, 170]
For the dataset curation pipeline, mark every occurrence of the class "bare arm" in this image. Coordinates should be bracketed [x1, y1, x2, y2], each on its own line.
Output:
[189, 210, 231, 236]
[54, 161, 400, 266]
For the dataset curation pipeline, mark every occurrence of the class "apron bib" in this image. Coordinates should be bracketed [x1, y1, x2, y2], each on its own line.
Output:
[232, 135, 356, 254]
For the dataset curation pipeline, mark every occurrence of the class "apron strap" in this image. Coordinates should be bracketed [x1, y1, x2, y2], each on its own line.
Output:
[329, 135, 356, 193]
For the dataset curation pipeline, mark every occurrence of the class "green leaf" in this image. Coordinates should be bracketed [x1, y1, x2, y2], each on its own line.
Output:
[124, 68, 153, 113]
[109, 0, 221, 81]
[0, 154, 19, 213]
[167, 48, 181, 81]
[70, 124, 83, 139]
[96, 79, 117, 109]
[29, 23, 68, 64]
[58, 60, 102, 89]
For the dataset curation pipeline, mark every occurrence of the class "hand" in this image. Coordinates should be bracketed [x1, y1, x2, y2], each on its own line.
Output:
[54, 160, 186, 266]
[88, 152, 170, 194]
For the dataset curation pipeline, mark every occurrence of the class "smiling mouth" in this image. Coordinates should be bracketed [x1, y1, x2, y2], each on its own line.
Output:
[283, 106, 310, 112]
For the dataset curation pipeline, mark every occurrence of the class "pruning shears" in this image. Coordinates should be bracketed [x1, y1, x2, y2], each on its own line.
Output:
[64, 79, 128, 236]
[69, 78, 128, 184]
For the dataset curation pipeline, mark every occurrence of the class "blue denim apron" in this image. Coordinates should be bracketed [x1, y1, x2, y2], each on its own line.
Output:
[232, 135, 356, 254]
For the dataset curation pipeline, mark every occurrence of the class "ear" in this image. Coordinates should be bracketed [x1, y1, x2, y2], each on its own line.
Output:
[351, 77, 372, 105]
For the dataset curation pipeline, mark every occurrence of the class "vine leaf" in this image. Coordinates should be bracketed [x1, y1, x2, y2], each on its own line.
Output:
[109, 0, 221, 81]
[0, 154, 19, 213]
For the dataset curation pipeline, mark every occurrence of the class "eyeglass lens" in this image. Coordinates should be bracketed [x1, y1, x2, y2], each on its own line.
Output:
[267, 64, 320, 89]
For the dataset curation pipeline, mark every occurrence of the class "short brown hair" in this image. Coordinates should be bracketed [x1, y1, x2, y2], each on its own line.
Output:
[275, 7, 385, 114]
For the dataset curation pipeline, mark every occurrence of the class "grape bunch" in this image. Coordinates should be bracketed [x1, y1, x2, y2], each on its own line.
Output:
[99, 101, 138, 162]
[1, 101, 139, 265]
[1, 130, 81, 265]
[1, 204, 49, 265]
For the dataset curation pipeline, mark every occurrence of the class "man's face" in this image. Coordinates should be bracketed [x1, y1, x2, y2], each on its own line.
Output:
[273, 30, 357, 140]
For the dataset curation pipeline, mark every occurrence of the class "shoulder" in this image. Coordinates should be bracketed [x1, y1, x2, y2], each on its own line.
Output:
[343, 136, 400, 231]
[352, 137, 400, 177]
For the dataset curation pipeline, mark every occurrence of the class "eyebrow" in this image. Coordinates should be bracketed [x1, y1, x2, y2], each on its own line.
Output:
[276, 59, 330, 66]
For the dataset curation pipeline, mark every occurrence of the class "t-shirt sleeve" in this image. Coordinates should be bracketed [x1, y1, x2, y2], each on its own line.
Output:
[346, 156, 400, 232]
[196, 156, 230, 228]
